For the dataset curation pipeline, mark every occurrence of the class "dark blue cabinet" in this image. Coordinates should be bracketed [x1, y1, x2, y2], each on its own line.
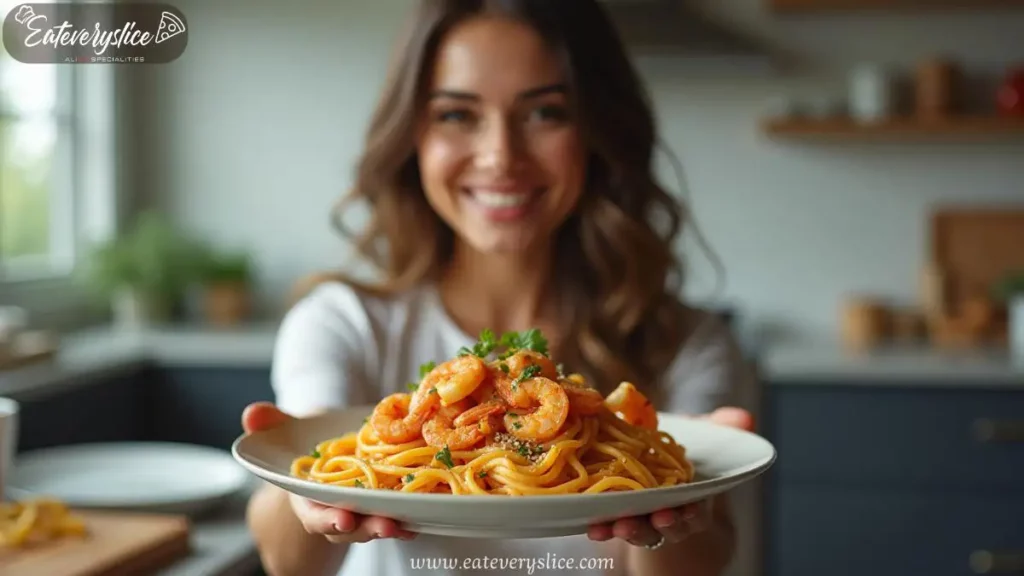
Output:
[16, 374, 148, 452]
[146, 367, 274, 450]
[762, 383, 1024, 576]
[15, 365, 273, 455]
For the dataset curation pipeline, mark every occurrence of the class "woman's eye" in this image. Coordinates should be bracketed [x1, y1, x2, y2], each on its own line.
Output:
[436, 109, 473, 124]
[530, 105, 569, 122]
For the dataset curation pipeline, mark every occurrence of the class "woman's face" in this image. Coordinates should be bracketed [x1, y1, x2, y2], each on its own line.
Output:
[416, 15, 586, 256]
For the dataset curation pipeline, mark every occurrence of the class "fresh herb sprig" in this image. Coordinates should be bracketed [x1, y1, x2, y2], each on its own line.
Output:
[510, 363, 542, 390]
[435, 445, 454, 469]
[408, 360, 437, 391]
[458, 328, 549, 360]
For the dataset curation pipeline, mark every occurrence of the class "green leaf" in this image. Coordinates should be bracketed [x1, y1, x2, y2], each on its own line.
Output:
[435, 445, 454, 469]
[517, 328, 549, 356]
[419, 361, 437, 378]
[511, 363, 542, 388]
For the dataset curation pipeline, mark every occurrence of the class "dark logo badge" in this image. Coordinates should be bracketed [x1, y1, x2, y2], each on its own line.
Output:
[3, 3, 187, 64]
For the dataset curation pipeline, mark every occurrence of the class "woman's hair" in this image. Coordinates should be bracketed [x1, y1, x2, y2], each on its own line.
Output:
[298, 0, 705, 401]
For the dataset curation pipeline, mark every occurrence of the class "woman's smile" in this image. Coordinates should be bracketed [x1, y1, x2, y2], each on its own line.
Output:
[460, 184, 544, 222]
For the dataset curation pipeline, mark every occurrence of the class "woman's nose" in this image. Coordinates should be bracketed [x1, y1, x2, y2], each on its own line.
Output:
[474, 117, 521, 173]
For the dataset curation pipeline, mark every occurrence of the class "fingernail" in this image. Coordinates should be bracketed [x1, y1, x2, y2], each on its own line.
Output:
[681, 505, 699, 521]
[652, 512, 675, 530]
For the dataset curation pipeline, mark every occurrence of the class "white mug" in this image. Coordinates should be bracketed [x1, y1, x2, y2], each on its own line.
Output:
[0, 397, 19, 502]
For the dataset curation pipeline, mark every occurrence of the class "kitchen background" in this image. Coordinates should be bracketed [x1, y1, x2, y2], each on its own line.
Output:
[1, 0, 1023, 575]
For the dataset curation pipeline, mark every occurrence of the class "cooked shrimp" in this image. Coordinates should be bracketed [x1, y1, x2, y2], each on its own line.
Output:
[605, 382, 658, 430]
[560, 380, 604, 416]
[471, 379, 501, 404]
[370, 393, 432, 444]
[422, 399, 486, 451]
[453, 400, 505, 428]
[492, 370, 532, 408]
[504, 350, 558, 380]
[421, 356, 488, 407]
[504, 377, 569, 442]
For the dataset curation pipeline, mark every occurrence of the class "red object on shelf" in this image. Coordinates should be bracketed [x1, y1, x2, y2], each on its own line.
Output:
[997, 66, 1024, 116]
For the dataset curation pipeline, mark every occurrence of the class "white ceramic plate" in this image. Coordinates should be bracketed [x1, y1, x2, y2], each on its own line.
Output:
[8, 442, 251, 516]
[232, 406, 776, 539]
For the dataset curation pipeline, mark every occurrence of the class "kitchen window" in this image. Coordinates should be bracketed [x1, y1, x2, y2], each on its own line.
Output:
[0, 55, 77, 283]
[0, 18, 118, 327]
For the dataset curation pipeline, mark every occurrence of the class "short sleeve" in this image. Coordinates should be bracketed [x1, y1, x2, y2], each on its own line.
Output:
[270, 283, 376, 418]
[660, 310, 751, 416]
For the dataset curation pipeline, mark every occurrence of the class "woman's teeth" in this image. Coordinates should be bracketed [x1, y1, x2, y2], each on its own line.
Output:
[472, 190, 531, 209]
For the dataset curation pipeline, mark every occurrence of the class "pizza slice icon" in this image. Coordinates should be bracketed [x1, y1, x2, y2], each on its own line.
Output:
[155, 11, 186, 44]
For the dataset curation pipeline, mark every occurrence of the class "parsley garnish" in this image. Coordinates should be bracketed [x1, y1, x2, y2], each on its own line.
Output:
[407, 382, 418, 392]
[511, 363, 542, 390]
[404, 473, 414, 483]
[516, 445, 531, 457]
[513, 421, 523, 430]
[458, 329, 550, 360]
[458, 329, 499, 358]
[435, 445, 454, 469]
[311, 449, 321, 458]
[499, 363, 510, 374]
[478, 471, 488, 478]
[354, 479, 364, 488]
[419, 361, 436, 378]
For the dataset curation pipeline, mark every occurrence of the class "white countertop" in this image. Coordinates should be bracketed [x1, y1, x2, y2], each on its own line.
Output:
[0, 323, 279, 400]
[6, 324, 1024, 398]
[761, 341, 1024, 385]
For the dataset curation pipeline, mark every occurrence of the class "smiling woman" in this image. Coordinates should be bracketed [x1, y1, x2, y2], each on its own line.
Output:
[245, 2, 752, 576]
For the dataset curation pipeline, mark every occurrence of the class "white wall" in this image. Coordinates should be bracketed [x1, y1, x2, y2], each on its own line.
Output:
[125, 0, 1024, 344]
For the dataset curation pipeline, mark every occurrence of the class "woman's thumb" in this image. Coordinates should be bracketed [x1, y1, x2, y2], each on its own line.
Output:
[242, 401, 292, 434]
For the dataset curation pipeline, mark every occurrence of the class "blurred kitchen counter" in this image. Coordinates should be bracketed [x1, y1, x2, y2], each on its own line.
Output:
[762, 340, 1024, 386]
[7, 325, 1024, 398]
[0, 323, 278, 400]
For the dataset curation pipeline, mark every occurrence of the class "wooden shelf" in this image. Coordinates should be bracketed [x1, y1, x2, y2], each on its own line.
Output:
[771, 0, 1024, 12]
[762, 115, 1024, 140]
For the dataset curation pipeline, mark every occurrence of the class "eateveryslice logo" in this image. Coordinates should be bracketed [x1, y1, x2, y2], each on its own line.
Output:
[3, 2, 188, 64]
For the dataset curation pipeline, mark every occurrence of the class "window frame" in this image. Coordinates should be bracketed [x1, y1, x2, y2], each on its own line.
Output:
[0, 55, 119, 330]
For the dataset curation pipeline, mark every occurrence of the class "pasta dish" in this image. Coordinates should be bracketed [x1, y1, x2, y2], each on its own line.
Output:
[291, 329, 694, 495]
[0, 498, 87, 548]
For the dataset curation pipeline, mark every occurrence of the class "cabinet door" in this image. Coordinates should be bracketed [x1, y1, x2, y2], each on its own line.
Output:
[16, 371, 148, 452]
[145, 366, 274, 450]
[765, 385, 1024, 490]
[767, 486, 1024, 576]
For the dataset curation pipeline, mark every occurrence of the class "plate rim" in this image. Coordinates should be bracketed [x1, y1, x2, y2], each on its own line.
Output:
[231, 407, 777, 506]
[10, 441, 250, 507]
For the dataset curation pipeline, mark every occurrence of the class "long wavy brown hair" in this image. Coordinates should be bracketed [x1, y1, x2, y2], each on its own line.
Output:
[296, 0, 709, 402]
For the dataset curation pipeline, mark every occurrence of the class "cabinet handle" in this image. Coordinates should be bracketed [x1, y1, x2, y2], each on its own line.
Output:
[972, 419, 1024, 443]
[971, 550, 1024, 573]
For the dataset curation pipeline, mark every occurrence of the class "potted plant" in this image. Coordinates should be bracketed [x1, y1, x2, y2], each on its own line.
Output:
[198, 250, 254, 327]
[80, 212, 205, 329]
[992, 269, 1024, 356]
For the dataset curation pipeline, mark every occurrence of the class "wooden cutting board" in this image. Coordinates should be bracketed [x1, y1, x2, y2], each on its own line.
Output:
[0, 510, 191, 576]
[931, 207, 1024, 305]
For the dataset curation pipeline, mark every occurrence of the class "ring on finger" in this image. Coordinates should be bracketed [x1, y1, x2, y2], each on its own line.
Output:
[644, 533, 666, 551]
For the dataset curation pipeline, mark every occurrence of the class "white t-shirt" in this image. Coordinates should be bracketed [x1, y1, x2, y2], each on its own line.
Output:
[271, 281, 747, 576]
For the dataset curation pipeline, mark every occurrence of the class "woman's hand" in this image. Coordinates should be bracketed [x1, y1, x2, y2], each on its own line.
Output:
[586, 407, 755, 549]
[242, 402, 418, 544]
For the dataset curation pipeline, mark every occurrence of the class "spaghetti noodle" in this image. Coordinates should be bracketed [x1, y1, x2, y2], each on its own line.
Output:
[0, 498, 87, 548]
[290, 329, 694, 495]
